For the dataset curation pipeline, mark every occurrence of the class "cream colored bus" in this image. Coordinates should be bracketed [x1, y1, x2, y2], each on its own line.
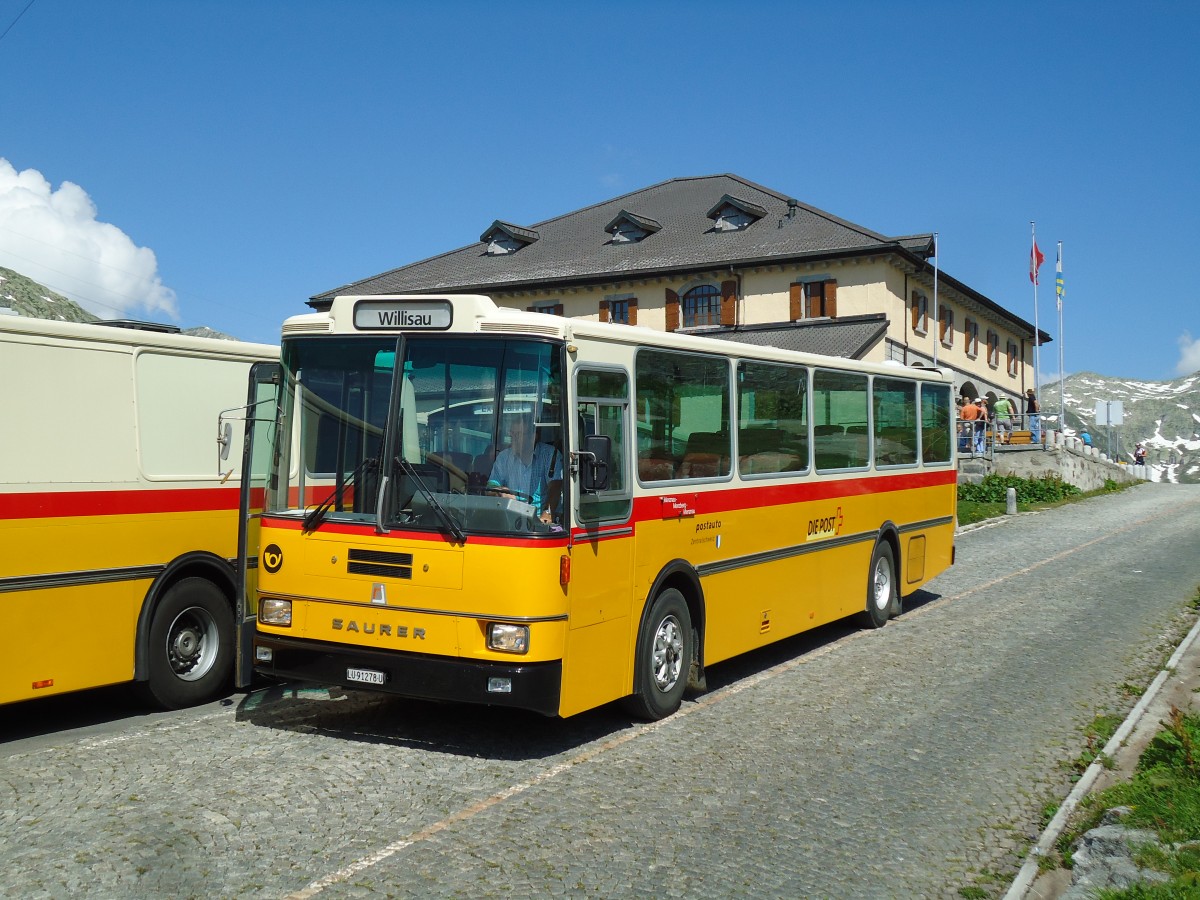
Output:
[0, 314, 277, 708]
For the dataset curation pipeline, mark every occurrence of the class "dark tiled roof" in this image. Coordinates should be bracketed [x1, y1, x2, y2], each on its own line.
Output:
[312, 174, 925, 306]
[700, 314, 889, 360]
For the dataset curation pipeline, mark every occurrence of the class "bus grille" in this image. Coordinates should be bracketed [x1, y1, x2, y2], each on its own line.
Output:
[347, 548, 413, 579]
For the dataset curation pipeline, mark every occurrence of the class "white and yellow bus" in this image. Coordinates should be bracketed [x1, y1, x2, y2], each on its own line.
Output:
[252, 294, 956, 719]
[0, 315, 278, 708]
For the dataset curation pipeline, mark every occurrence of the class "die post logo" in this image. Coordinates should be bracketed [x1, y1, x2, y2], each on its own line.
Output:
[806, 507, 843, 542]
[262, 544, 284, 573]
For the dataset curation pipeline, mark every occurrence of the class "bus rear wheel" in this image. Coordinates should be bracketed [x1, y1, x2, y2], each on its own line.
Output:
[861, 541, 897, 629]
[139, 577, 234, 709]
[624, 588, 692, 721]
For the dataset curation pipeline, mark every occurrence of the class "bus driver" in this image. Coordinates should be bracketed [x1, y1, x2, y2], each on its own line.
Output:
[486, 414, 562, 523]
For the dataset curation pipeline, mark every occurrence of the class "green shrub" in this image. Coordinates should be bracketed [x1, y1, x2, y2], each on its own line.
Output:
[957, 474, 1081, 504]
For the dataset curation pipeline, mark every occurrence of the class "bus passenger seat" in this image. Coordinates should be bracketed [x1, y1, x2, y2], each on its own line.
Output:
[638, 454, 676, 481]
[679, 432, 727, 479]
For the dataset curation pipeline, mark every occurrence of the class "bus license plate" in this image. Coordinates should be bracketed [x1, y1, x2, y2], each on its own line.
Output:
[346, 667, 386, 685]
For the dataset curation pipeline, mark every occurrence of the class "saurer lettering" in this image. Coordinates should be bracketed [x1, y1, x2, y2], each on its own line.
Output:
[332, 618, 426, 639]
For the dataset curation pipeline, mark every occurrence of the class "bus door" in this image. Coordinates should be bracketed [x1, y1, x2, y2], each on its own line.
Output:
[232, 361, 280, 689]
[561, 368, 635, 715]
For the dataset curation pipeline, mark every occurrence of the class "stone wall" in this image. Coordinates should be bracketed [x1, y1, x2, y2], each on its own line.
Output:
[979, 432, 1147, 491]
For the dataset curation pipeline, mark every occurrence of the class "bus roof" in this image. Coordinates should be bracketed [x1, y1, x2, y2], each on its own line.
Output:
[284, 294, 953, 384]
[0, 313, 278, 361]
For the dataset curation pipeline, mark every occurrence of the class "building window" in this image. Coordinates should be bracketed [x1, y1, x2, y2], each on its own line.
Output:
[529, 301, 564, 316]
[939, 306, 954, 346]
[705, 195, 766, 232]
[682, 285, 721, 327]
[911, 292, 929, 334]
[1006, 340, 1019, 377]
[964, 318, 979, 357]
[806, 280, 837, 318]
[713, 207, 754, 231]
[987, 330, 1000, 368]
[604, 211, 661, 245]
[602, 297, 637, 325]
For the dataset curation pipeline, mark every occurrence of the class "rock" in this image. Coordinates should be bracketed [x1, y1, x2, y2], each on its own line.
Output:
[1062, 824, 1171, 898]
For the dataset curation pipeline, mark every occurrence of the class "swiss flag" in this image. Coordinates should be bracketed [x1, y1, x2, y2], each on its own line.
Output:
[1029, 241, 1045, 284]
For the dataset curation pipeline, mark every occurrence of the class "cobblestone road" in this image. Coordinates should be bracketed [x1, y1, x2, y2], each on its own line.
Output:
[2, 483, 1199, 898]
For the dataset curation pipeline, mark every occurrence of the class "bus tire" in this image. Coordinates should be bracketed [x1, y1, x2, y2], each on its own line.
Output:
[139, 577, 234, 709]
[861, 541, 897, 630]
[624, 588, 692, 721]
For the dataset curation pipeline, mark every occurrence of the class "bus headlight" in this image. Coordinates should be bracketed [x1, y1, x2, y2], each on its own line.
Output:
[487, 623, 529, 654]
[259, 598, 292, 627]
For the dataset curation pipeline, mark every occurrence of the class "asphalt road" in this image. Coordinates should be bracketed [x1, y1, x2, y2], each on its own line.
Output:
[3, 483, 1199, 899]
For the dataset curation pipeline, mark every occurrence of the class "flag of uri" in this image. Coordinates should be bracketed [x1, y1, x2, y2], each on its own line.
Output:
[1055, 247, 1064, 310]
[1029, 241, 1045, 285]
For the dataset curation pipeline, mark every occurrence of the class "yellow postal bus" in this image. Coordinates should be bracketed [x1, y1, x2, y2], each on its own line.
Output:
[252, 294, 955, 719]
[0, 315, 277, 708]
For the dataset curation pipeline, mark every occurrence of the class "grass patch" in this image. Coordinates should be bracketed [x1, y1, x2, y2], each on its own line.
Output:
[957, 476, 1137, 527]
[1058, 707, 1200, 895]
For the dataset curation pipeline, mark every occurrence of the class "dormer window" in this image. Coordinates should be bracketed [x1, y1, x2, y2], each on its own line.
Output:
[705, 194, 767, 232]
[604, 210, 662, 245]
[480, 220, 539, 256]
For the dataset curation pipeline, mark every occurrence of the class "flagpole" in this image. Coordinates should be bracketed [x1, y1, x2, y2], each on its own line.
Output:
[1031, 221, 1041, 395]
[932, 232, 939, 366]
[1057, 241, 1065, 436]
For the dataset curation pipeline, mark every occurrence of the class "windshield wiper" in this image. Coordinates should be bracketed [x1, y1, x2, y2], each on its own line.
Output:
[302, 456, 378, 533]
[394, 456, 467, 544]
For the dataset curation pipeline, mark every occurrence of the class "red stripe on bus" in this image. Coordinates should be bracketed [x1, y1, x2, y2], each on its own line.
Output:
[260, 469, 953, 545]
[633, 469, 956, 518]
[0, 487, 243, 520]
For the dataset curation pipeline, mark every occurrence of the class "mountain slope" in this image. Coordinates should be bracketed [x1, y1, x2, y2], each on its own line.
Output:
[0, 266, 101, 323]
[1040, 371, 1200, 483]
[0, 266, 237, 340]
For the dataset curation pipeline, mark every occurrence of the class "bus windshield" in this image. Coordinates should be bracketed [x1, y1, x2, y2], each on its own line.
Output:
[268, 335, 565, 537]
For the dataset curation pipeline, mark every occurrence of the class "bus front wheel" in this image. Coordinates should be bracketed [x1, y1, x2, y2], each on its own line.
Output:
[861, 541, 897, 629]
[624, 588, 692, 721]
[139, 577, 234, 709]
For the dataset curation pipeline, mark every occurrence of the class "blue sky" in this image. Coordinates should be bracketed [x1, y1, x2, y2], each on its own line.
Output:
[1, 1, 1196, 381]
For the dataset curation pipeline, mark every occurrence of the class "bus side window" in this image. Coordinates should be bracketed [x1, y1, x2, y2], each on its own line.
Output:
[814, 369, 869, 472]
[636, 348, 730, 482]
[576, 368, 632, 521]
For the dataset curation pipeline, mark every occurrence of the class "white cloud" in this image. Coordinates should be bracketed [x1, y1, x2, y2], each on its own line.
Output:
[0, 158, 177, 320]
[1176, 332, 1200, 377]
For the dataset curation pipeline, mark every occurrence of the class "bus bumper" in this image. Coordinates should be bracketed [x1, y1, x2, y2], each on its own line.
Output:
[253, 635, 562, 717]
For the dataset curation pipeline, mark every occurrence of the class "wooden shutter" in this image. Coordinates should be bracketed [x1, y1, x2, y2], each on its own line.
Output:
[628, 297, 638, 326]
[824, 280, 837, 318]
[665, 288, 679, 332]
[552, 303, 564, 316]
[720, 280, 737, 326]
[789, 282, 804, 320]
[599, 300, 609, 323]
[939, 309, 947, 342]
[911, 292, 920, 330]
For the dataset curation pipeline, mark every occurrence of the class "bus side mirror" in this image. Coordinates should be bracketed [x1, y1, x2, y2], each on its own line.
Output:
[218, 420, 234, 461]
[580, 434, 611, 493]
